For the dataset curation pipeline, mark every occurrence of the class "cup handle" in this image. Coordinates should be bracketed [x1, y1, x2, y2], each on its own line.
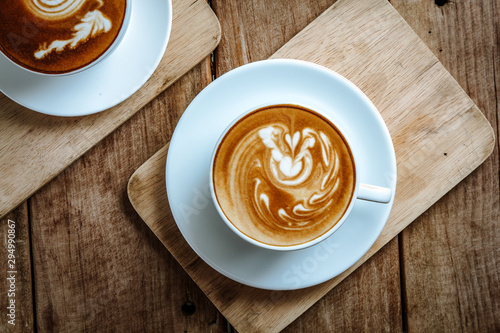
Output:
[358, 183, 392, 203]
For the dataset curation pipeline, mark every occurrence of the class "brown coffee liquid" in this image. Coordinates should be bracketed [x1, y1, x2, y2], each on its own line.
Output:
[0, 0, 126, 74]
[213, 104, 356, 247]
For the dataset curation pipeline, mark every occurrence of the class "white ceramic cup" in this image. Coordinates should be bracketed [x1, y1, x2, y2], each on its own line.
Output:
[0, 0, 131, 76]
[209, 103, 392, 251]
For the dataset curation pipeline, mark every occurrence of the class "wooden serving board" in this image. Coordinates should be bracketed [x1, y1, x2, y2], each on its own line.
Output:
[0, 0, 220, 218]
[128, 0, 495, 332]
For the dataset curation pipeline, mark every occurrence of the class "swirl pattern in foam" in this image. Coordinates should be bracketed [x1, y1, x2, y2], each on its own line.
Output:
[213, 105, 356, 247]
[23, 0, 87, 20]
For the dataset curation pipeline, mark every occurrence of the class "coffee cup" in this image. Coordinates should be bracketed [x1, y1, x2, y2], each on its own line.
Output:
[209, 103, 392, 251]
[0, 0, 131, 76]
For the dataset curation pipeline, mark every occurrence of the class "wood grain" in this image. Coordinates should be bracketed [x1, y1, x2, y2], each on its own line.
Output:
[0, 0, 221, 219]
[30, 59, 229, 332]
[212, 0, 335, 70]
[11, 0, 498, 332]
[127, 0, 495, 332]
[391, 0, 500, 331]
[283, 238, 402, 332]
[0, 203, 34, 332]
[212, 1, 402, 332]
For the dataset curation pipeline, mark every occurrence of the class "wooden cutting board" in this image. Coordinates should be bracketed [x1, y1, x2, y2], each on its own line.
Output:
[127, 0, 495, 332]
[0, 0, 220, 218]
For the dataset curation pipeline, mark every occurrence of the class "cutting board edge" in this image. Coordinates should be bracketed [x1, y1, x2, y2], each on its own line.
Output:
[127, 145, 168, 225]
[0, 2, 221, 220]
[124, 0, 498, 331]
[381, 0, 497, 161]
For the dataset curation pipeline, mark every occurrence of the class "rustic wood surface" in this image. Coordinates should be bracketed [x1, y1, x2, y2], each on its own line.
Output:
[391, 1, 500, 332]
[127, 0, 496, 331]
[1, 0, 499, 333]
[0, 204, 34, 332]
[0, 0, 220, 219]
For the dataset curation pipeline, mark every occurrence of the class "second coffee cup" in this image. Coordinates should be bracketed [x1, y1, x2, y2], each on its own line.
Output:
[0, 0, 131, 76]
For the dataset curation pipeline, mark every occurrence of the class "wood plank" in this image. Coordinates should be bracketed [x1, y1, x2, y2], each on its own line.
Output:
[0, 203, 34, 332]
[212, 0, 402, 331]
[391, 0, 500, 331]
[283, 238, 402, 332]
[29, 59, 228, 332]
[212, 0, 336, 69]
[0, 0, 221, 219]
[127, 0, 495, 331]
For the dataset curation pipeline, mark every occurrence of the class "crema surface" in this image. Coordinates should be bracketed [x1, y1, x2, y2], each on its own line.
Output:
[0, 0, 126, 73]
[213, 105, 356, 247]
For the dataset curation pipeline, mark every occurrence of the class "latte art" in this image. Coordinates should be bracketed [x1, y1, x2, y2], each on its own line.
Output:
[35, 8, 111, 59]
[24, 0, 87, 20]
[0, 0, 126, 73]
[248, 125, 340, 231]
[28, 0, 112, 59]
[213, 105, 356, 247]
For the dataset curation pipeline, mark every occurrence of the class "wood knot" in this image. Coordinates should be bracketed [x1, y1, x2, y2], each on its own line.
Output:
[435, 0, 448, 6]
[182, 301, 196, 316]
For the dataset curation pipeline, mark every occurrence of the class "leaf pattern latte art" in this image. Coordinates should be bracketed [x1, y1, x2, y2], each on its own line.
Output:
[232, 124, 341, 232]
[24, 0, 113, 59]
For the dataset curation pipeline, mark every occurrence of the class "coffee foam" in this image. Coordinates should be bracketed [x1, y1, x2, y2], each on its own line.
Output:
[24, 0, 87, 21]
[213, 105, 356, 247]
[34, 8, 112, 60]
[0, 0, 125, 73]
[27, 0, 113, 60]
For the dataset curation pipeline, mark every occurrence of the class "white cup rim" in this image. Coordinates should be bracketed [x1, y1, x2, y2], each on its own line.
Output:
[209, 102, 362, 252]
[0, 0, 131, 76]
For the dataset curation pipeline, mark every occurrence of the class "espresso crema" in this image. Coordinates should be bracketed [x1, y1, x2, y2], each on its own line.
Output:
[0, 0, 127, 74]
[213, 105, 356, 247]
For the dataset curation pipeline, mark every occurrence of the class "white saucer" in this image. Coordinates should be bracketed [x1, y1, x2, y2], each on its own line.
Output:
[166, 59, 397, 290]
[0, 0, 172, 117]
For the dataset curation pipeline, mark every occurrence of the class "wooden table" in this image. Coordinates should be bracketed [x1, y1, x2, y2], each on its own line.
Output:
[1, 0, 499, 331]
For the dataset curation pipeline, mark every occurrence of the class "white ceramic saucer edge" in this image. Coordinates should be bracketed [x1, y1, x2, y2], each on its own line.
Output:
[0, 0, 172, 117]
[166, 59, 397, 290]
